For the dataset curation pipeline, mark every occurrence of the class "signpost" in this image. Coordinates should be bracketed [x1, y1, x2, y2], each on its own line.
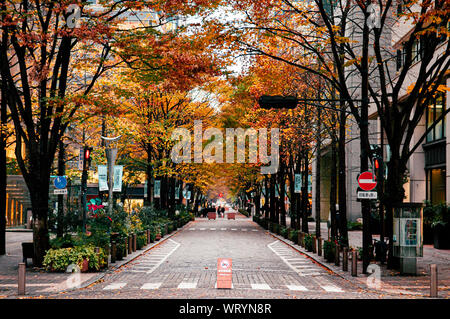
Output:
[216, 258, 232, 289]
[357, 171, 377, 199]
[53, 176, 67, 195]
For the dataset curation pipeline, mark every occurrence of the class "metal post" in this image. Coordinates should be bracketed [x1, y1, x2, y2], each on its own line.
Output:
[318, 237, 322, 256]
[335, 244, 340, 266]
[351, 250, 357, 277]
[343, 247, 348, 271]
[111, 241, 116, 264]
[128, 235, 132, 254]
[18, 263, 26, 295]
[132, 233, 136, 252]
[430, 264, 438, 298]
[312, 236, 317, 253]
[124, 237, 127, 257]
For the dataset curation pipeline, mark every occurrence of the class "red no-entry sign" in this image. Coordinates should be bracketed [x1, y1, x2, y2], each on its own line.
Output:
[358, 171, 377, 191]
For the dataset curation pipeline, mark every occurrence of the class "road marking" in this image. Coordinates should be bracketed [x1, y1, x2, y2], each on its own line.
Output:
[200, 228, 206, 230]
[210, 228, 216, 230]
[252, 229, 258, 232]
[141, 283, 162, 290]
[146, 239, 180, 274]
[241, 229, 247, 231]
[321, 285, 343, 292]
[103, 282, 127, 290]
[231, 228, 237, 231]
[215, 282, 234, 289]
[251, 283, 271, 290]
[178, 282, 197, 289]
[287, 285, 309, 291]
[189, 228, 196, 231]
[0, 283, 53, 287]
[268, 241, 327, 278]
[220, 228, 227, 230]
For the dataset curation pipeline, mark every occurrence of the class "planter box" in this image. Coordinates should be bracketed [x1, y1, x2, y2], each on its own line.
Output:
[227, 212, 236, 220]
[208, 212, 217, 220]
[433, 224, 450, 249]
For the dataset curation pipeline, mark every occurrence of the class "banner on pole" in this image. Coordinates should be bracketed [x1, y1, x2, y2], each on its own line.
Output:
[154, 180, 161, 198]
[113, 165, 123, 192]
[98, 165, 108, 191]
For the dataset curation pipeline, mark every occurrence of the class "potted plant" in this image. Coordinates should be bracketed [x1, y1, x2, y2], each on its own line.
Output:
[323, 240, 336, 262]
[304, 234, 313, 252]
[431, 204, 450, 249]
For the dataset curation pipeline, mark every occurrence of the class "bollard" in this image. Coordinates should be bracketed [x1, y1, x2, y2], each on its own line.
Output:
[147, 230, 150, 245]
[351, 250, 357, 277]
[334, 244, 340, 266]
[111, 241, 117, 264]
[124, 237, 128, 257]
[128, 235, 132, 254]
[300, 233, 304, 247]
[132, 233, 137, 252]
[318, 237, 322, 257]
[18, 262, 26, 295]
[430, 264, 438, 298]
[343, 247, 348, 271]
[312, 236, 317, 254]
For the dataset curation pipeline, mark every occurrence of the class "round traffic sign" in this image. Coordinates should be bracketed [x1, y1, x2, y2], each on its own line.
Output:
[54, 176, 67, 189]
[358, 171, 376, 191]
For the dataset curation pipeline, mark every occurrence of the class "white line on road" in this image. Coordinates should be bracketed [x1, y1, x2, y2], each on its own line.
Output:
[251, 283, 271, 290]
[103, 282, 127, 290]
[178, 282, 197, 289]
[146, 239, 180, 274]
[141, 283, 162, 290]
[287, 285, 309, 291]
[321, 285, 343, 292]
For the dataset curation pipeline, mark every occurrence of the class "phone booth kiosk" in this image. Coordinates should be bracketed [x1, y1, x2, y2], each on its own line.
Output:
[393, 203, 423, 275]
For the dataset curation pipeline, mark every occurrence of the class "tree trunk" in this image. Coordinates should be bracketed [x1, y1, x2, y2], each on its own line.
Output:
[56, 141, 65, 238]
[330, 138, 338, 240]
[0, 72, 6, 255]
[338, 107, 349, 246]
[301, 151, 309, 233]
[30, 182, 51, 266]
[385, 156, 406, 269]
[279, 163, 286, 227]
[269, 174, 276, 222]
[315, 125, 321, 238]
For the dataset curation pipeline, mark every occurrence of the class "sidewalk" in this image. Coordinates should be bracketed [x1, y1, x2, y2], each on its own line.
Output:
[0, 223, 191, 298]
[269, 217, 450, 298]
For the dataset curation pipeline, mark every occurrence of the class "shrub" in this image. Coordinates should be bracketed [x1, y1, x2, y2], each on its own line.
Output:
[280, 227, 288, 238]
[347, 221, 363, 231]
[289, 230, 299, 244]
[43, 245, 107, 272]
[304, 234, 313, 251]
[50, 234, 75, 249]
[323, 240, 336, 262]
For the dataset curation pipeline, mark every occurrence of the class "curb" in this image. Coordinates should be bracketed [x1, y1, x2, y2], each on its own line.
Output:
[57, 220, 194, 294]
[255, 221, 428, 299]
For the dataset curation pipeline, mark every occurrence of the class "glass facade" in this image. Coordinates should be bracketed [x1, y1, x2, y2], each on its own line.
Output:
[426, 169, 446, 205]
[426, 92, 446, 143]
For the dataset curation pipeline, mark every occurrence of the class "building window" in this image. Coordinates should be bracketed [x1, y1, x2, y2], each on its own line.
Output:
[426, 168, 446, 205]
[426, 92, 446, 143]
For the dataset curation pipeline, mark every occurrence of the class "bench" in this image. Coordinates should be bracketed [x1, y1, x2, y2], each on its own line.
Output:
[21, 242, 34, 267]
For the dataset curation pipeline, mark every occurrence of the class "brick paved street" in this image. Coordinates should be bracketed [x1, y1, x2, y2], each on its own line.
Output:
[38, 217, 400, 299]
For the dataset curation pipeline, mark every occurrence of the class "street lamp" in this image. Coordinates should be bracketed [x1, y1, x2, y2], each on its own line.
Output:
[101, 135, 121, 216]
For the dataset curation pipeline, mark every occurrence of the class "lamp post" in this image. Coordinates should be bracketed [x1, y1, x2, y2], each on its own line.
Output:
[101, 135, 121, 216]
